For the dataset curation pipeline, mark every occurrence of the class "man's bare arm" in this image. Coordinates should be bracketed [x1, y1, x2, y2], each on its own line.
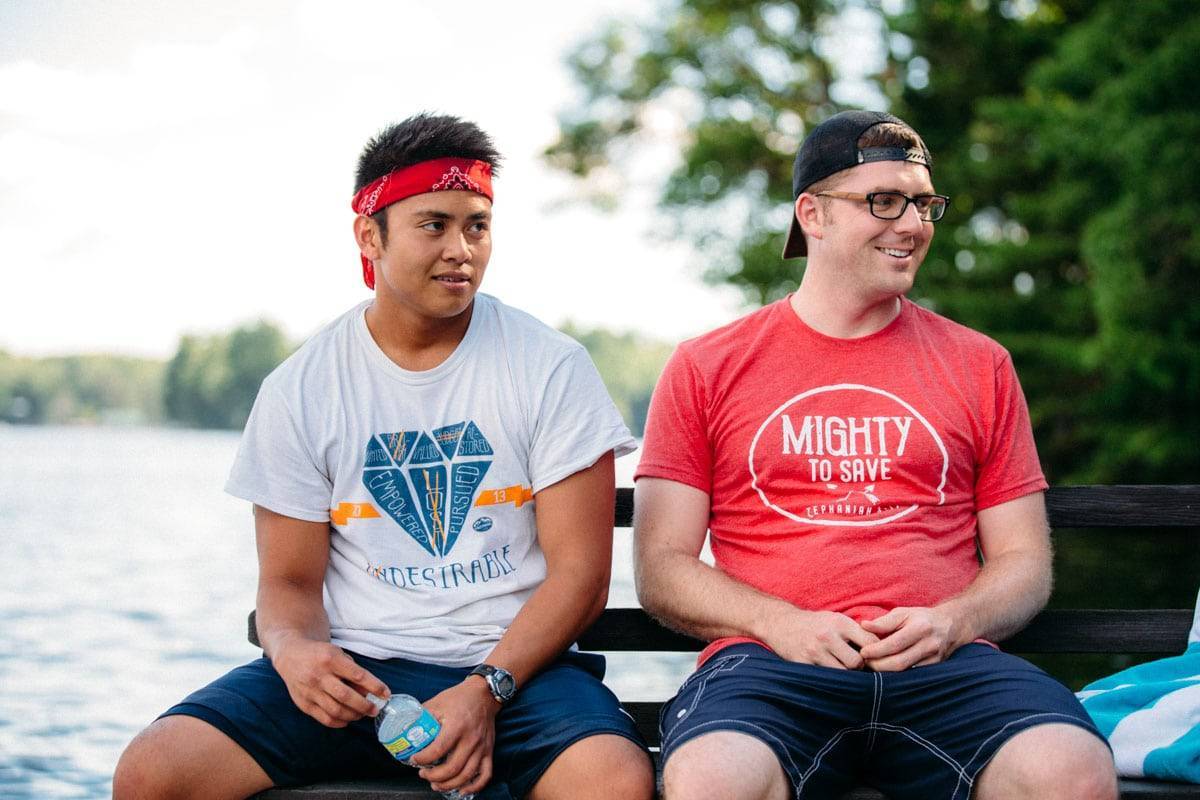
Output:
[254, 506, 389, 727]
[633, 477, 877, 669]
[413, 452, 628, 795]
[860, 491, 1052, 671]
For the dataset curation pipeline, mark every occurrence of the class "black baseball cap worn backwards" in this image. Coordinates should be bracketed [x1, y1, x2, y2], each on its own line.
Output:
[782, 110, 932, 259]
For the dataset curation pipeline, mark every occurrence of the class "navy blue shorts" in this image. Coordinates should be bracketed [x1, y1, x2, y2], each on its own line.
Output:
[660, 643, 1106, 800]
[162, 650, 645, 800]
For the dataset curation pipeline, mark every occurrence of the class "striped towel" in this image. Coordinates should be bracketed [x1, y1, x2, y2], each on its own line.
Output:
[1077, 589, 1200, 782]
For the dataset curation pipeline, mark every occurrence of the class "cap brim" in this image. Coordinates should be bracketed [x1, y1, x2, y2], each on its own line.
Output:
[782, 215, 807, 259]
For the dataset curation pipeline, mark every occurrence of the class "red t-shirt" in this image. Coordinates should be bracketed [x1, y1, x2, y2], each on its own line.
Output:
[635, 297, 1047, 664]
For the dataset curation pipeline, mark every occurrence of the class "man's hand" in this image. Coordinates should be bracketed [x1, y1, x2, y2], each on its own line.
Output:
[766, 608, 880, 669]
[859, 606, 959, 672]
[408, 677, 499, 796]
[271, 634, 390, 728]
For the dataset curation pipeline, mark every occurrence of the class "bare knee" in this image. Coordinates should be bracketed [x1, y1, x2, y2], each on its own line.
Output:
[595, 744, 654, 800]
[990, 757, 1116, 800]
[529, 734, 653, 800]
[113, 722, 179, 800]
[975, 724, 1116, 800]
[605, 749, 655, 800]
[113, 715, 271, 800]
[578, 736, 653, 800]
[663, 731, 787, 800]
[1062, 763, 1119, 800]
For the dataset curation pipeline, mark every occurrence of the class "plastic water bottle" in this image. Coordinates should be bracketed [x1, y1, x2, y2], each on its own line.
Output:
[366, 693, 475, 800]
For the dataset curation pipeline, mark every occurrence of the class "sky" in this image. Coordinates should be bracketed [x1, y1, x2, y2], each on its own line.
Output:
[0, 0, 748, 358]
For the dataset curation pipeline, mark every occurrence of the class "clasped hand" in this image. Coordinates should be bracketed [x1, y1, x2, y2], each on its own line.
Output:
[766, 609, 878, 669]
[859, 606, 958, 671]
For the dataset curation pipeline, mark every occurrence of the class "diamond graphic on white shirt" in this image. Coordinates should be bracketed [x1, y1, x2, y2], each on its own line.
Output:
[362, 422, 493, 556]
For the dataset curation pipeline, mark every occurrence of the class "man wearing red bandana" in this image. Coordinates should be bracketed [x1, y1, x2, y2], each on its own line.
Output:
[116, 114, 653, 800]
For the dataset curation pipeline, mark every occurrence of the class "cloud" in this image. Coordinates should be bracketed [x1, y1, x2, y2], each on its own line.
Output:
[0, 2, 743, 357]
[0, 31, 268, 137]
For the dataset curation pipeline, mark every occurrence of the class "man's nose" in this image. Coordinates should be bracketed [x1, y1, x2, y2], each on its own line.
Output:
[892, 199, 925, 233]
[443, 230, 471, 262]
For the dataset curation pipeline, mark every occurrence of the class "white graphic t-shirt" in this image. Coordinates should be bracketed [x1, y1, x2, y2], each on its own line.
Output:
[227, 294, 636, 666]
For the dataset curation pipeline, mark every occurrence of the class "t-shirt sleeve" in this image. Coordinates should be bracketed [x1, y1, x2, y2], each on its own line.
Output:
[527, 346, 637, 493]
[974, 350, 1048, 510]
[224, 378, 333, 522]
[634, 344, 712, 493]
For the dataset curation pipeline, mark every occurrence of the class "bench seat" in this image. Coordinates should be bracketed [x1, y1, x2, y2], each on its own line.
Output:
[248, 484, 1200, 799]
[254, 774, 1200, 799]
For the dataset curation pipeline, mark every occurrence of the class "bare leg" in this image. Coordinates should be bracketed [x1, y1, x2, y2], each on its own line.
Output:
[527, 733, 654, 800]
[973, 723, 1117, 800]
[113, 715, 273, 800]
[662, 731, 790, 800]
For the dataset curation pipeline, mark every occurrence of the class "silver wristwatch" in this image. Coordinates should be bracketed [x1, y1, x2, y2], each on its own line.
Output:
[469, 663, 517, 704]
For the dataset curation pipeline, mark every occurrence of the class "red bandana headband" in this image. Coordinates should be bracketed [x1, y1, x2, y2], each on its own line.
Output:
[351, 157, 494, 289]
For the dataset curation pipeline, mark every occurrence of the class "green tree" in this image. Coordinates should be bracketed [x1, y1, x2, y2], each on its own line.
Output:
[0, 351, 48, 423]
[225, 322, 292, 429]
[164, 334, 229, 428]
[163, 320, 292, 429]
[562, 323, 674, 436]
[546, 0, 850, 305]
[546, 0, 1200, 484]
[0, 350, 164, 424]
[968, 0, 1200, 482]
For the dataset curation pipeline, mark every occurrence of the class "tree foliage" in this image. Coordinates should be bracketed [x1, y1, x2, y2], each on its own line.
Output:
[966, 0, 1200, 482]
[547, 0, 852, 304]
[0, 318, 671, 439]
[546, 0, 1200, 484]
[163, 320, 292, 430]
[0, 350, 164, 425]
[561, 323, 675, 436]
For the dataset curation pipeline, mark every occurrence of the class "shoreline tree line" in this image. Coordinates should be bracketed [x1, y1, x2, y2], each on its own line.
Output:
[0, 320, 673, 438]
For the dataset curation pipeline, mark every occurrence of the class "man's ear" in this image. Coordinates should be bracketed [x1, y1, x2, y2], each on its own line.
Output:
[795, 193, 825, 247]
[353, 214, 382, 260]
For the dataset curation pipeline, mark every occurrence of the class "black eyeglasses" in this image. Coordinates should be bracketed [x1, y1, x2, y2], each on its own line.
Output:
[815, 191, 950, 222]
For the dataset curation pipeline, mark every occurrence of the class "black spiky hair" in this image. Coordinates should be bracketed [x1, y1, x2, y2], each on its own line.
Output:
[354, 113, 502, 194]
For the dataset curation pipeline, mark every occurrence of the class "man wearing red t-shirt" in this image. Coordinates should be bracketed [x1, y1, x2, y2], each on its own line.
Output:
[635, 111, 1117, 800]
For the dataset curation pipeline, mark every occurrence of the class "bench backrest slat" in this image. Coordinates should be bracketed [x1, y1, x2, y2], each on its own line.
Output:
[611, 485, 1200, 528]
[248, 607, 1193, 656]
[578, 608, 1193, 655]
[1043, 485, 1200, 527]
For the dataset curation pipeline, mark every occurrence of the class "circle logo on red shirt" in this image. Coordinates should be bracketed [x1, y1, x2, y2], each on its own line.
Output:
[748, 384, 949, 527]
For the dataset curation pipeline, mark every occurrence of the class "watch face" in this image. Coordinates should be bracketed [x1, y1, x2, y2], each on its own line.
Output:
[473, 664, 517, 702]
[492, 670, 516, 699]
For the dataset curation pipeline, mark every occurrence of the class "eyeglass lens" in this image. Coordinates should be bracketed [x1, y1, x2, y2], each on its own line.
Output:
[869, 192, 946, 221]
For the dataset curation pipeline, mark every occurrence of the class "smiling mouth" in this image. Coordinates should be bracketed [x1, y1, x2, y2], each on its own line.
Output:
[433, 274, 471, 285]
[877, 247, 913, 259]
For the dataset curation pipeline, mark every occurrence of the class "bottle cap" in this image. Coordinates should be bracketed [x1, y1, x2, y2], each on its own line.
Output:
[365, 693, 387, 711]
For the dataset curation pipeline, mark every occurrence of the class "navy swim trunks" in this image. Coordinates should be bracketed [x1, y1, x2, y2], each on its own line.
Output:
[163, 649, 645, 800]
[660, 642, 1106, 800]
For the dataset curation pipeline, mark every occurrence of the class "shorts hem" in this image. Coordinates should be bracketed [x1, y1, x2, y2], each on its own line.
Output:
[957, 714, 1110, 800]
[159, 703, 289, 787]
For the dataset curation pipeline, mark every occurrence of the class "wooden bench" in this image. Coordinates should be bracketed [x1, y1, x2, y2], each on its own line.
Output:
[252, 484, 1200, 799]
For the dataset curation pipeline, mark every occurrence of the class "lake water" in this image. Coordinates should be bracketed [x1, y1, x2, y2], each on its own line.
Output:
[0, 425, 693, 798]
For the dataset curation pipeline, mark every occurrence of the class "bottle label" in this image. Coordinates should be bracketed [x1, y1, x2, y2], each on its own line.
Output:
[381, 709, 441, 762]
